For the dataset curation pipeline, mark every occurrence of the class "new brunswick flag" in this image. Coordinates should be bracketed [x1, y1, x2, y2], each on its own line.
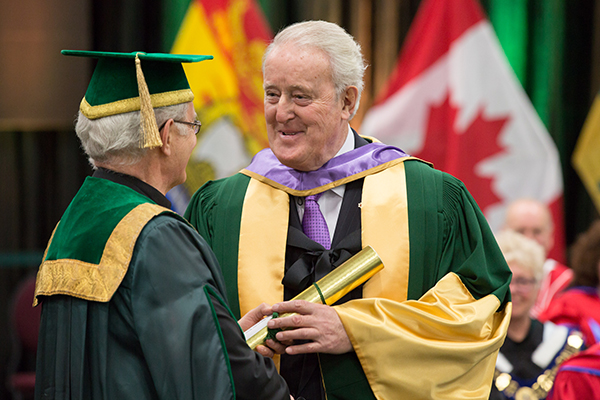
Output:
[165, 0, 272, 212]
[360, 0, 566, 261]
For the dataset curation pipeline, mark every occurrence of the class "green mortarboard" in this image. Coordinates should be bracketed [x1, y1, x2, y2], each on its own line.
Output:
[62, 50, 213, 148]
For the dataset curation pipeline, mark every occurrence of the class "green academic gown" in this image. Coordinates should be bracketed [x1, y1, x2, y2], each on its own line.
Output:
[185, 142, 512, 400]
[34, 171, 289, 400]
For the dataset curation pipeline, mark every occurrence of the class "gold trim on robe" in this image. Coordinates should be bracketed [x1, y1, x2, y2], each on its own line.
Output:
[80, 89, 194, 119]
[238, 179, 289, 315]
[361, 162, 410, 301]
[34, 203, 170, 305]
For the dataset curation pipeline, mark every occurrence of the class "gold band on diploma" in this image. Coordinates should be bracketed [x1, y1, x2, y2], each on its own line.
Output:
[246, 245, 384, 349]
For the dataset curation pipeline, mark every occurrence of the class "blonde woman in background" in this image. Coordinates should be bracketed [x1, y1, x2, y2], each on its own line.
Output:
[490, 230, 583, 400]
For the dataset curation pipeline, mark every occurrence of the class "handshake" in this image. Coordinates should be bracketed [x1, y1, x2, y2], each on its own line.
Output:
[241, 246, 384, 352]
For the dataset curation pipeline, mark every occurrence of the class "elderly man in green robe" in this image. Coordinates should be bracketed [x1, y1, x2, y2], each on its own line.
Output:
[184, 21, 513, 400]
[33, 50, 290, 400]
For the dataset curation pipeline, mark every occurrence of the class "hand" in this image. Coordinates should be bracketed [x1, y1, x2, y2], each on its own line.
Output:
[268, 300, 353, 355]
[255, 338, 288, 358]
[238, 303, 288, 357]
[238, 302, 272, 331]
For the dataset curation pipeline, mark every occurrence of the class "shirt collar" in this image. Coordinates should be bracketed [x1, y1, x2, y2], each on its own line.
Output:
[334, 124, 355, 158]
[92, 167, 172, 208]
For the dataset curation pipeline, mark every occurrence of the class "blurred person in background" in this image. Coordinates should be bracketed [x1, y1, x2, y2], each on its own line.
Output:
[504, 198, 572, 319]
[541, 219, 600, 348]
[490, 230, 583, 400]
[547, 342, 600, 400]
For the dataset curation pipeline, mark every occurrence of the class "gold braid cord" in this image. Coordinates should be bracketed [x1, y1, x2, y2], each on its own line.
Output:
[493, 331, 584, 400]
[135, 54, 162, 149]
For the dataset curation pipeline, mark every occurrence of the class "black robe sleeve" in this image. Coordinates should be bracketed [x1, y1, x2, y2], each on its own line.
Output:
[35, 215, 289, 400]
[129, 215, 290, 400]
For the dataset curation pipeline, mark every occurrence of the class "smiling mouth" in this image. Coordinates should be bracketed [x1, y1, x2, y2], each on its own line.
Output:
[281, 131, 300, 136]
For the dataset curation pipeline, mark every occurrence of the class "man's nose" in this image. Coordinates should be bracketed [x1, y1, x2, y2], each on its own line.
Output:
[275, 95, 295, 123]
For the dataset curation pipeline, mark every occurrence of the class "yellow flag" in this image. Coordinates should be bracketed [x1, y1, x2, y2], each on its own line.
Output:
[573, 94, 600, 213]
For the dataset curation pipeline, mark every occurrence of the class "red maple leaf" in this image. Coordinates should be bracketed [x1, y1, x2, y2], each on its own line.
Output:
[412, 93, 509, 213]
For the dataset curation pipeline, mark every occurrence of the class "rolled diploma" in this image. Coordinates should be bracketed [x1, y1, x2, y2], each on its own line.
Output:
[245, 245, 384, 350]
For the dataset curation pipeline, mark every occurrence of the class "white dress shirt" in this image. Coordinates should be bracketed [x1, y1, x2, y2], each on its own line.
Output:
[295, 125, 354, 239]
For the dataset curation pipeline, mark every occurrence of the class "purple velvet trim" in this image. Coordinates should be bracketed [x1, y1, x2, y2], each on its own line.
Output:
[245, 142, 409, 191]
[559, 365, 600, 376]
[569, 286, 600, 298]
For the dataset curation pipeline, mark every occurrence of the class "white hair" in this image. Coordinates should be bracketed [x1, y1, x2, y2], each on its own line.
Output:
[75, 102, 190, 168]
[263, 20, 367, 119]
[495, 229, 545, 283]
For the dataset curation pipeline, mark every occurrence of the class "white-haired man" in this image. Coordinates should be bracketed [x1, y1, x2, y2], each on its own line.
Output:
[186, 21, 512, 399]
[33, 51, 290, 400]
[504, 198, 572, 318]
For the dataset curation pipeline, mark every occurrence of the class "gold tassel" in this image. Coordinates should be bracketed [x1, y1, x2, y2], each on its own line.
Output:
[135, 54, 162, 148]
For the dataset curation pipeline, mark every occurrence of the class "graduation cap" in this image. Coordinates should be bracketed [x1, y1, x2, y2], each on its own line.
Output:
[62, 50, 213, 148]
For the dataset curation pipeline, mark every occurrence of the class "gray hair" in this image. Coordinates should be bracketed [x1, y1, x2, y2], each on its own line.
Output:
[495, 229, 545, 283]
[263, 20, 367, 119]
[75, 102, 190, 168]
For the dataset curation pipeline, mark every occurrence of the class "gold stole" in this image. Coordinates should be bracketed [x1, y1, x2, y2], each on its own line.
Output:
[237, 161, 411, 315]
[237, 160, 510, 399]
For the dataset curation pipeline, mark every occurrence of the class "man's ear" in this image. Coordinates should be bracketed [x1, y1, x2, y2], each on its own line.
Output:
[159, 119, 173, 156]
[341, 86, 359, 120]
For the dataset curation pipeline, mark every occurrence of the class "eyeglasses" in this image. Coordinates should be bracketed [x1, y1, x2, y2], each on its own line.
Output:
[174, 119, 202, 135]
[158, 119, 202, 135]
[510, 277, 537, 288]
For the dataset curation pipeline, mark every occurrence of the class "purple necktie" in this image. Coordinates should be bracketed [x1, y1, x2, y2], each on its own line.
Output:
[302, 192, 331, 250]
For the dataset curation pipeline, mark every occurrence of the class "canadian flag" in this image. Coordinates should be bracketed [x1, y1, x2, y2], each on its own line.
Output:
[361, 0, 565, 262]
